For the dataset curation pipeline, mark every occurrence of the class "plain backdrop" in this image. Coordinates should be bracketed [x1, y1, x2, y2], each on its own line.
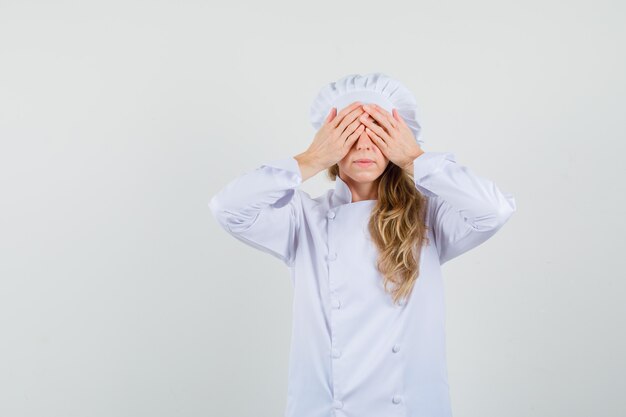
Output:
[1, 1, 625, 416]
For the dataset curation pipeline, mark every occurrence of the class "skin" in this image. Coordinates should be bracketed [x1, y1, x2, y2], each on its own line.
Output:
[295, 101, 425, 203]
[335, 114, 389, 201]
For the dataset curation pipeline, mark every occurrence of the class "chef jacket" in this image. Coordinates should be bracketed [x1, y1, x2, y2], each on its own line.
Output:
[208, 151, 516, 417]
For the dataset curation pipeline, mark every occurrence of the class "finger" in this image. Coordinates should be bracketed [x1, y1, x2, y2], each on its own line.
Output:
[340, 116, 365, 142]
[363, 104, 397, 132]
[337, 106, 367, 136]
[392, 108, 403, 125]
[345, 124, 365, 147]
[323, 107, 336, 125]
[365, 127, 389, 154]
[330, 101, 363, 129]
[360, 113, 391, 142]
[373, 104, 397, 126]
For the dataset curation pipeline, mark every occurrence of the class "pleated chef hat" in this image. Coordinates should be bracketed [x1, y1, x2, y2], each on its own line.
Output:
[309, 72, 424, 145]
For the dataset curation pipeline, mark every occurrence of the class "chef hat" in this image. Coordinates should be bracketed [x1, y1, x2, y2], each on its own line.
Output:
[309, 72, 424, 144]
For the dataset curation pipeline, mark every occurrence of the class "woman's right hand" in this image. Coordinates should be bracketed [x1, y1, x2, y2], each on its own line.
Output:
[297, 101, 366, 173]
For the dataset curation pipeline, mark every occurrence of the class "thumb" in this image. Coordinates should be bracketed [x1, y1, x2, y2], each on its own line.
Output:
[324, 107, 336, 124]
[392, 108, 405, 124]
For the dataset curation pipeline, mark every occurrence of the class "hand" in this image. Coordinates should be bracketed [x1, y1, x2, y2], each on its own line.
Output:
[298, 101, 367, 171]
[359, 103, 423, 170]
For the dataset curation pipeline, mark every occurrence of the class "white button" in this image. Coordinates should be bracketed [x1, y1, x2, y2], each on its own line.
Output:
[327, 210, 336, 219]
[328, 252, 337, 261]
[331, 299, 342, 309]
[332, 348, 342, 358]
[392, 394, 402, 404]
[398, 299, 406, 306]
[392, 344, 401, 353]
[333, 399, 343, 409]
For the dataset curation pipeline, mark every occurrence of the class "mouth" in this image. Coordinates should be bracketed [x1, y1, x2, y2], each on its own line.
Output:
[354, 159, 375, 167]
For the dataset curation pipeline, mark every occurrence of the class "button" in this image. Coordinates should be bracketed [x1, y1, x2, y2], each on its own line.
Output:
[398, 299, 406, 306]
[331, 299, 342, 309]
[392, 344, 401, 353]
[332, 348, 342, 358]
[333, 399, 343, 409]
[327, 210, 336, 219]
[327, 252, 337, 261]
[392, 394, 402, 404]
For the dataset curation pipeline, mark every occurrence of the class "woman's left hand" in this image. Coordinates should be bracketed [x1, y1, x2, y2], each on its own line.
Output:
[359, 104, 424, 170]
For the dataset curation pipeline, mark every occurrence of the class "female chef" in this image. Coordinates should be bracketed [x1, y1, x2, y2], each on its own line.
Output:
[208, 72, 516, 417]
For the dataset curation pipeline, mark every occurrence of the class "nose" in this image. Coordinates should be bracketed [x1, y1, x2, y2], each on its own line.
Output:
[355, 125, 375, 149]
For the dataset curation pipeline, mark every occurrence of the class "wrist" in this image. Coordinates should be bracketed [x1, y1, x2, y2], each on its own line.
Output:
[295, 151, 324, 169]
[294, 152, 325, 181]
[402, 149, 425, 174]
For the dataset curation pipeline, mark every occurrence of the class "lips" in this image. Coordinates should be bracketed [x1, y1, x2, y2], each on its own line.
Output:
[354, 159, 374, 163]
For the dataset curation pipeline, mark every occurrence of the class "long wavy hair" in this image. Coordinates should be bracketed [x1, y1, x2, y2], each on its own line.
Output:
[327, 161, 430, 305]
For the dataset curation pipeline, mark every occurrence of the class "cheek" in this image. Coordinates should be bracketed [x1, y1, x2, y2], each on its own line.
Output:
[337, 156, 351, 171]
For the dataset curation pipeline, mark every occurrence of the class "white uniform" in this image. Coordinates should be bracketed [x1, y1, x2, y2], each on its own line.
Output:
[209, 151, 516, 417]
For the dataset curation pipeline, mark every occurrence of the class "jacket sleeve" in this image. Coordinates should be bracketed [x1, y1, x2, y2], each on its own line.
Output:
[410, 151, 517, 265]
[208, 157, 303, 267]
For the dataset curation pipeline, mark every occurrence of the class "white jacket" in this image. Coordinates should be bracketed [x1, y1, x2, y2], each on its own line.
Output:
[209, 151, 516, 417]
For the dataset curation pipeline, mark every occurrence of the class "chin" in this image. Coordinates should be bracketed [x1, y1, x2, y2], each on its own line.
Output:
[345, 168, 384, 182]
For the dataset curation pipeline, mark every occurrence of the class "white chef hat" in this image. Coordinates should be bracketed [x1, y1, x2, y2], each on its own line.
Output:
[309, 72, 424, 145]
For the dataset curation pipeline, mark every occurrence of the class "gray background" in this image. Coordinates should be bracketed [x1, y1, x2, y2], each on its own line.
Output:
[1, 1, 625, 416]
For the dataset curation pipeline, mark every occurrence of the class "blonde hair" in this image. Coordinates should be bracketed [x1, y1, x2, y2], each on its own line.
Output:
[327, 162, 430, 305]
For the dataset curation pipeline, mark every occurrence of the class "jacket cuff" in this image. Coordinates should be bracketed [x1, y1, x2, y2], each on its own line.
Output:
[261, 157, 303, 182]
[412, 151, 456, 182]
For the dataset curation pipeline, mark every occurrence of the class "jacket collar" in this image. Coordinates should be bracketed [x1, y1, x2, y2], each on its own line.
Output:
[331, 174, 353, 206]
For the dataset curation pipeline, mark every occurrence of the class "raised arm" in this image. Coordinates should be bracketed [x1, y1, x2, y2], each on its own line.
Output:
[208, 157, 305, 267]
[208, 101, 371, 266]
[408, 151, 517, 265]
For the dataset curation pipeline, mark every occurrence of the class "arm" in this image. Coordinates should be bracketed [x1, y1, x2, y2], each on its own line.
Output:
[408, 151, 517, 265]
[208, 156, 309, 267]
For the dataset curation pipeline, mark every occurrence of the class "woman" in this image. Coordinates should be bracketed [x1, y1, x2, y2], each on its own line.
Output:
[209, 73, 516, 417]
